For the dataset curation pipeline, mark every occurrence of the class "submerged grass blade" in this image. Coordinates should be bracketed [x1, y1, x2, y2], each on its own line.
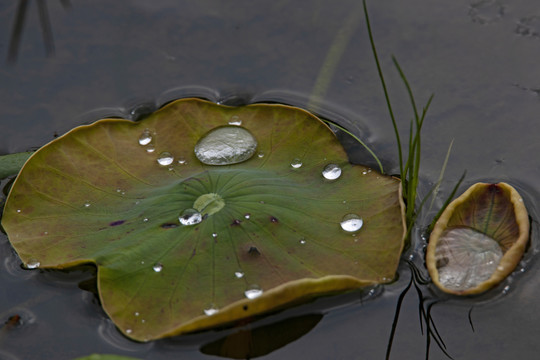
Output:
[321, 120, 384, 173]
[0, 151, 33, 179]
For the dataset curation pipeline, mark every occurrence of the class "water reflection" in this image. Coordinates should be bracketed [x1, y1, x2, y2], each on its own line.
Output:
[7, 0, 71, 63]
[200, 314, 323, 359]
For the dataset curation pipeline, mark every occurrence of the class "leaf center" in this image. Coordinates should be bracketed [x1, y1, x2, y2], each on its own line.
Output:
[193, 193, 225, 216]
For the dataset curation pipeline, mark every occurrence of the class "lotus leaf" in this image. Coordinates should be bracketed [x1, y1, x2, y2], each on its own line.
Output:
[426, 182, 529, 295]
[2, 98, 405, 341]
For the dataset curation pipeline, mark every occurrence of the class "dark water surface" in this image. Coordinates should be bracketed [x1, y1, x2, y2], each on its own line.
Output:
[1, 1, 540, 359]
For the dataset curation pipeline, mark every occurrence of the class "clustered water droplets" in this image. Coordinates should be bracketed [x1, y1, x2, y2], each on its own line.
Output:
[290, 158, 302, 168]
[244, 285, 263, 299]
[179, 208, 203, 226]
[322, 163, 342, 180]
[340, 214, 363, 232]
[157, 151, 174, 166]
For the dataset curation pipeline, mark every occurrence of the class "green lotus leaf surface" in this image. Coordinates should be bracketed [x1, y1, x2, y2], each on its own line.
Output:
[2, 98, 405, 341]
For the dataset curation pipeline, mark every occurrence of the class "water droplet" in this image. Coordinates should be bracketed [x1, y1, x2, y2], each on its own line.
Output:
[322, 163, 342, 180]
[212, 233, 218, 238]
[257, 152, 264, 158]
[435, 228, 503, 291]
[179, 208, 203, 226]
[300, 238, 306, 245]
[16, 209, 21, 213]
[244, 285, 263, 299]
[234, 271, 244, 279]
[228, 115, 242, 126]
[194, 126, 258, 165]
[340, 214, 363, 232]
[177, 156, 187, 165]
[143, 217, 149, 222]
[126, 329, 133, 334]
[26, 259, 40, 269]
[204, 305, 219, 316]
[157, 152, 174, 166]
[153, 263, 163, 272]
[146, 144, 155, 153]
[362, 170, 368, 175]
[138, 129, 153, 145]
[502, 285, 511, 294]
[290, 158, 302, 168]
[244, 213, 251, 220]
[134, 312, 140, 317]
[84, 202, 91, 208]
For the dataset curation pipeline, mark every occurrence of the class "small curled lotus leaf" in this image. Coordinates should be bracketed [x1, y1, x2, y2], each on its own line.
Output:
[2, 98, 405, 341]
[426, 182, 530, 295]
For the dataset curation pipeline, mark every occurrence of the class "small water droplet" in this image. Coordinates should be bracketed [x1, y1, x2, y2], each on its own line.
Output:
[340, 214, 363, 232]
[228, 115, 242, 126]
[212, 233, 218, 238]
[322, 163, 342, 180]
[300, 238, 306, 245]
[179, 208, 203, 226]
[143, 217, 149, 222]
[244, 213, 251, 220]
[84, 202, 91, 208]
[290, 158, 302, 168]
[257, 151, 264, 158]
[177, 156, 187, 165]
[194, 126, 258, 165]
[26, 259, 40, 269]
[244, 285, 263, 299]
[157, 152, 174, 166]
[362, 170, 368, 175]
[43, 231, 48, 235]
[16, 209, 21, 213]
[204, 305, 219, 316]
[126, 329, 133, 334]
[138, 129, 153, 146]
[502, 285, 511, 294]
[146, 144, 155, 153]
[234, 271, 244, 279]
[153, 263, 163, 272]
[134, 312, 140, 317]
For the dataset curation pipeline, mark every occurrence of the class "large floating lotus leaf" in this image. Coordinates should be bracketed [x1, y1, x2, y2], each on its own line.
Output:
[2, 98, 405, 341]
[426, 182, 530, 295]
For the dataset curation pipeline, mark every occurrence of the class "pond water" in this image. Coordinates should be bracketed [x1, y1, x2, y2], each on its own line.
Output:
[1, 0, 539, 359]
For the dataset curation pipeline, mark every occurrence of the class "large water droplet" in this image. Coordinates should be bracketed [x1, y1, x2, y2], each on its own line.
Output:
[157, 152, 174, 166]
[322, 163, 342, 180]
[194, 126, 257, 165]
[290, 158, 302, 168]
[435, 227, 503, 291]
[340, 214, 363, 232]
[179, 208, 203, 226]
[228, 115, 242, 126]
[153, 263, 163, 272]
[244, 285, 263, 299]
[138, 129, 152, 146]
[26, 259, 40, 269]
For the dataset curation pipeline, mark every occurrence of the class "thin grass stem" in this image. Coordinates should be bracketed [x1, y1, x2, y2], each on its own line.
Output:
[320, 120, 384, 173]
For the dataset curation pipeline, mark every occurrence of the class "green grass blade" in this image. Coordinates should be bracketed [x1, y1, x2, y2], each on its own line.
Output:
[363, 0, 403, 178]
[428, 170, 467, 233]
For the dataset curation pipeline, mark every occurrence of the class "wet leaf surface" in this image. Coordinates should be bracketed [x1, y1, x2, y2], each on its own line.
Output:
[2, 98, 405, 341]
